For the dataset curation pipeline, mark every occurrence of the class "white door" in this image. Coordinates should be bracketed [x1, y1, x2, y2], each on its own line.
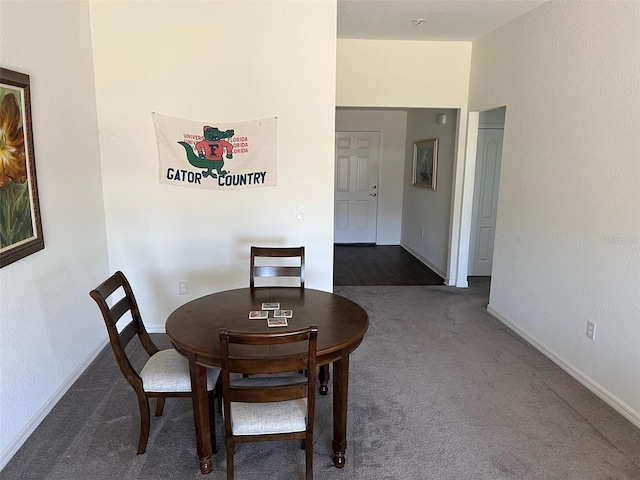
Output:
[334, 132, 379, 243]
[468, 128, 503, 276]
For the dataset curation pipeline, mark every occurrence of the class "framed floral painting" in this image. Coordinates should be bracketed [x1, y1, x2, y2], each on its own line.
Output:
[0, 68, 44, 267]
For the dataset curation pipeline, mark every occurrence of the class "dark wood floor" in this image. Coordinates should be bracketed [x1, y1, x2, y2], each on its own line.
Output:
[333, 244, 445, 286]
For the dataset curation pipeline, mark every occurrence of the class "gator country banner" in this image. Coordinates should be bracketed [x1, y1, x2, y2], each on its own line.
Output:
[152, 112, 277, 190]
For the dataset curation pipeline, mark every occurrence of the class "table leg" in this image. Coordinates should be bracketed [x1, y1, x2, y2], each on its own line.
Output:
[188, 358, 214, 474]
[332, 351, 349, 468]
[319, 364, 330, 395]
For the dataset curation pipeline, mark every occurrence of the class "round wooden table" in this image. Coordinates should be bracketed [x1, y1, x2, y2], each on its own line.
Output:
[166, 287, 369, 474]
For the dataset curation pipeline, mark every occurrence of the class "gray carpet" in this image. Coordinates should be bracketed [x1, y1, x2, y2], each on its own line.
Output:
[3, 280, 640, 479]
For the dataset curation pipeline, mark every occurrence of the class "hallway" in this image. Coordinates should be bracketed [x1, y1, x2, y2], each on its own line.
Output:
[333, 244, 445, 286]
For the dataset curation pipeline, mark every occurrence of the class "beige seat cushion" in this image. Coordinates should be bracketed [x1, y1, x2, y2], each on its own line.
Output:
[228, 375, 307, 435]
[140, 349, 219, 393]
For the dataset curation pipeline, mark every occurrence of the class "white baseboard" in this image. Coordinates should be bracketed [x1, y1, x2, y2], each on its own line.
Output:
[0, 335, 109, 471]
[399, 243, 448, 282]
[487, 304, 640, 430]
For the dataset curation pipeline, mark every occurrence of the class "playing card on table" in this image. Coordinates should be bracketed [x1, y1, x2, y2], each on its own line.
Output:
[261, 302, 280, 310]
[249, 310, 268, 319]
[267, 317, 288, 327]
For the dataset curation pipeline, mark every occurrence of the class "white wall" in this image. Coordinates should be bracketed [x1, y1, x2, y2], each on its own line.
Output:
[469, 1, 640, 425]
[0, 0, 109, 467]
[337, 39, 471, 109]
[89, 1, 338, 331]
[335, 109, 408, 244]
[336, 39, 471, 284]
[402, 109, 458, 277]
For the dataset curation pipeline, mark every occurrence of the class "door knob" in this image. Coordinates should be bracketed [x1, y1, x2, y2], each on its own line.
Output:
[369, 193, 377, 197]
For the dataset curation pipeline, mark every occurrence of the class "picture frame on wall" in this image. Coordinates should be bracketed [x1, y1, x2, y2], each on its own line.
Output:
[412, 138, 438, 190]
[0, 68, 44, 268]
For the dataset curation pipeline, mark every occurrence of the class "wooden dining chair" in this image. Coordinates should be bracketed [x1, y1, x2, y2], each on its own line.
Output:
[219, 326, 318, 480]
[250, 246, 305, 288]
[89, 271, 220, 454]
[249, 246, 325, 385]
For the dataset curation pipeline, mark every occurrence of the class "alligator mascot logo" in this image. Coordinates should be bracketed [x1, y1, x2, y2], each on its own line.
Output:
[178, 126, 235, 178]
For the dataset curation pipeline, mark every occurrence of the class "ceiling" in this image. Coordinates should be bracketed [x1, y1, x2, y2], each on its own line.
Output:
[337, 0, 548, 42]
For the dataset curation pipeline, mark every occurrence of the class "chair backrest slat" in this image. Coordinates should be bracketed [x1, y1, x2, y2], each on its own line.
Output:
[94, 273, 126, 298]
[110, 296, 134, 326]
[229, 383, 308, 403]
[227, 356, 309, 375]
[253, 265, 302, 278]
[227, 328, 311, 345]
[252, 247, 306, 258]
[118, 320, 140, 352]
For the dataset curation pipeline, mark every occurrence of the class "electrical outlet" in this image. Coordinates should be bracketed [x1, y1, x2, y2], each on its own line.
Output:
[586, 321, 596, 340]
[179, 281, 188, 295]
[420, 227, 425, 237]
[296, 206, 305, 220]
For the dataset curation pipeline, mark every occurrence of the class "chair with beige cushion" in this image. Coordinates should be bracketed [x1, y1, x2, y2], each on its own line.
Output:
[219, 326, 317, 480]
[90, 271, 220, 454]
[249, 246, 325, 382]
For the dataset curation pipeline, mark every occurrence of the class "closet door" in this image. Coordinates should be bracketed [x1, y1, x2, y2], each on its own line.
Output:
[468, 128, 503, 276]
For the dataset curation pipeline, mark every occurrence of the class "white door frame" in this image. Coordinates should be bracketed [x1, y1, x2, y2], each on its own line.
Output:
[443, 112, 477, 288]
[450, 109, 506, 287]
